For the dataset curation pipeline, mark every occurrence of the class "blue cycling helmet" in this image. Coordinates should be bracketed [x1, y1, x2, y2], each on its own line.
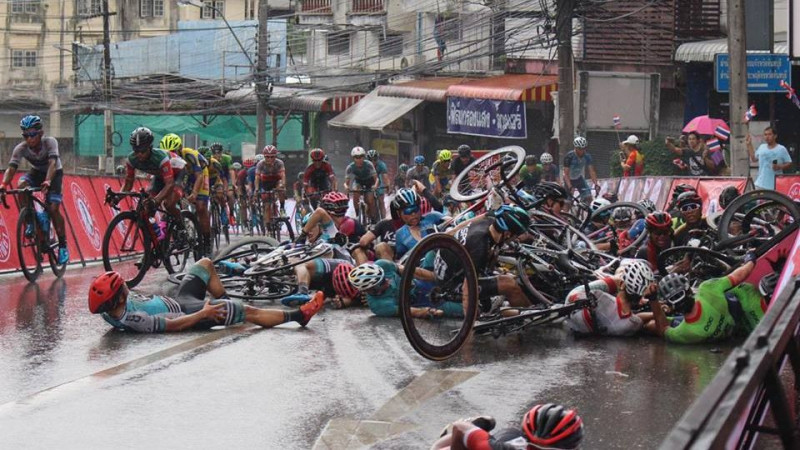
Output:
[414, 155, 425, 165]
[491, 205, 531, 235]
[20, 115, 42, 130]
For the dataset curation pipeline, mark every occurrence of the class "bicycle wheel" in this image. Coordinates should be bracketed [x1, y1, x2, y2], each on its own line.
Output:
[102, 211, 151, 288]
[215, 236, 280, 262]
[244, 242, 332, 276]
[163, 211, 200, 274]
[718, 190, 800, 252]
[399, 233, 478, 361]
[657, 246, 738, 279]
[17, 207, 43, 282]
[210, 202, 222, 253]
[582, 202, 648, 255]
[273, 217, 294, 242]
[45, 214, 66, 278]
[449, 146, 525, 202]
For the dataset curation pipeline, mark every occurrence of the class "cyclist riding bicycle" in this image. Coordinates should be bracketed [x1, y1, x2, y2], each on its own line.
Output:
[88, 258, 324, 332]
[431, 150, 454, 197]
[0, 115, 69, 264]
[563, 136, 599, 204]
[202, 146, 230, 232]
[646, 252, 761, 343]
[303, 148, 337, 205]
[367, 148, 390, 216]
[564, 260, 655, 336]
[437, 205, 534, 312]
[345, 146, 379, 223]
[235, 159, 253, 234]
[123, 128, 186, 243]
[394, 163, 408, 191]
[517, 155, 542, 191]
[450, 144, 476, 179]
[255, 144, 287, 221]
[211, 142, 236, 226]
[160, 133, 209, 254]
[406, 155, 430, 190]
[539, 152, 559, 183]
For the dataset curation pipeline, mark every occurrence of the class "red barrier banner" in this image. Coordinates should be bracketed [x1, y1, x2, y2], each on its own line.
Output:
[596, 178, 619, 200]
[697, 178, 748, 216]
[63, 176, 105, 260]
[0, 203, 20, 271]
[775, 175, 800, 201]
[642, 177, 673, 211]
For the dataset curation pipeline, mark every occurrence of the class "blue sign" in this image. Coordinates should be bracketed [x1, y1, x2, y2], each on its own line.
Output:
[715, 54, 791, 93]
[447, 97, 527, 139]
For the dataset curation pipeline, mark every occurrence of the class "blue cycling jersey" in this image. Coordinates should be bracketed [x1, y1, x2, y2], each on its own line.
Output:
[563, 150, 593, 181]
[247, 166, 257, 184]
[395, 211, 445, 258]
[374, 160, 388, 187]
[102, 294, 183, 333]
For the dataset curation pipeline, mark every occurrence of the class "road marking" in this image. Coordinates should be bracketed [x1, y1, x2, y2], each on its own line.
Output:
[0, 325, 259, 414]
[313, 369, 478, 449]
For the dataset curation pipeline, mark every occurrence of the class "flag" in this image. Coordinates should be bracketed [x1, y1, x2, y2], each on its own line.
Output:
[744, 104, 757, 122]
[707, 138, 721, 152]
[714, 125, 730, 141]
[780, 80, 800, 110]
[612, 115, 621, 128]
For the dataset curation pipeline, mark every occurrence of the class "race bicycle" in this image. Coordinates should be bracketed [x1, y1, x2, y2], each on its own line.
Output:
[259, 189, 294, 242]
[1, 187, 66, 282]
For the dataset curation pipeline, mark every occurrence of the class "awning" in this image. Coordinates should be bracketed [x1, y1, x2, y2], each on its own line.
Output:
[377, 77, 474, 102]
[328, 92, 423, 130]
[675, 38, 789, 63]
[225, 86, 365, 112]
[446, 74, 558, 102]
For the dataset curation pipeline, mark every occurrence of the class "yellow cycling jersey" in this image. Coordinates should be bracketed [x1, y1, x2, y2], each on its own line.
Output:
[207, 156, 223, 181]
[179, 147, 208, 173]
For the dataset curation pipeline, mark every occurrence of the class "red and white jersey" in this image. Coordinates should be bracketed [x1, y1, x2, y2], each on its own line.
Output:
[564, 278, 643, 336]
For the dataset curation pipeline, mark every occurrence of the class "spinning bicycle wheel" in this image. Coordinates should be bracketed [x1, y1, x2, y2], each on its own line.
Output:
[399, 233, 478, 361]
[449, 146, 525, 202]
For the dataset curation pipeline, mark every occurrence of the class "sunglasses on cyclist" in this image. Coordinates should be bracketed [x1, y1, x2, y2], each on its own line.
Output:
[132, 146, 150, 154]
[651, 228, 671, 236]
[354, 155, 365, 159]
[401, 205, 420, 215]
[22, 131, 40, 138]
[680, 203, 701, 212]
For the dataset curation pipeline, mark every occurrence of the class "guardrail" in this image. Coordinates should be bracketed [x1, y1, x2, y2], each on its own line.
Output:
[660, 234, 800, 448]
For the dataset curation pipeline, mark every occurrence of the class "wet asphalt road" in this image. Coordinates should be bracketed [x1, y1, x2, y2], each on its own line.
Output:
[0, 255, 738, 449]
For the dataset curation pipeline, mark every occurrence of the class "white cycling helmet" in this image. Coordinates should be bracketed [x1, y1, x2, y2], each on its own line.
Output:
[255, 154, 265, 162]
[351, 146, 366, 158]
[573, 136, 588, 149]
[169, 156, 187, 170]
[623, 260, 654, 297]
[540, 152, 553, 164]
[232, 162, 242, 170]
[348, 263, 385, 291]
[590, 197, 611, 213]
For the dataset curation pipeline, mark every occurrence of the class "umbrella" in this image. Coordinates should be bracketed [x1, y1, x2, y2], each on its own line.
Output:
[682, 115, 730, 136]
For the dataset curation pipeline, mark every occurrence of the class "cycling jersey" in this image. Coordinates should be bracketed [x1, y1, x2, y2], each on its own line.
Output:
[178, 147, 207, 174]
[364, 259, 461, 317]
[406, 166, 430, 188]
[311, 258, 352, 298]
[635, 240, 671, 271]
[518, 164, 542, 188]
[541, 164, 559, 182]
[431, 160, 452, 178]
[236, 169, 248, 189]
[373, 160, 388, 183]
[256, 158, 285, 184]
[216, 153, 232, 180]
[10, 136, 62, 172]
[207, 156, 223, 182]
[101, 264, 245, 333]
[395, 211, 445, 258]
[303, 162, 334, 189]
[346, 160, 377, 183]
[246, 166, 257, 185]
[565, 278, 643, 336]
[125, 148, 174, 183]
[370, 218, 404, 244]
[725, 282, 766, 336]
[563, 150, 593, 181]
[437, 217, 495, 281]
[450, 156, 476, 176]
[337, 216, 366, 243]
[665, 276, 735, 344]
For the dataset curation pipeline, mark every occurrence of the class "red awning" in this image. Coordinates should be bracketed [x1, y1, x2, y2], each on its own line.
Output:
[377, 77, 474, 102]
[445, 74, 558, 102]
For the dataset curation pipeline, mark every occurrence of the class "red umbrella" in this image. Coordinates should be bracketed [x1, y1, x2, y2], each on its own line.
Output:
[682, 115, 730, 136]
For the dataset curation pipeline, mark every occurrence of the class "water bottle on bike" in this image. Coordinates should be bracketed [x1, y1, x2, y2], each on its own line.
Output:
[148, 217, 166, 241]
[36, 210, 50, 234]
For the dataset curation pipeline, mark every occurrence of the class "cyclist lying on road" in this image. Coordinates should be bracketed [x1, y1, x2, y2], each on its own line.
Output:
[88, 258, 324, 333]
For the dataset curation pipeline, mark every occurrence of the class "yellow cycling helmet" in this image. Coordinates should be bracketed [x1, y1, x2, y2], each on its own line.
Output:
[438, 149, 452, 162]
[160, 133, 182, 152]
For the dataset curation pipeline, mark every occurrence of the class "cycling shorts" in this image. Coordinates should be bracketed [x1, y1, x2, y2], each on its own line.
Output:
[352, 178, 376, 192]
[177, 263, 246, 328]
[570, 177, 591, 200]
[21, 169, 63, 204]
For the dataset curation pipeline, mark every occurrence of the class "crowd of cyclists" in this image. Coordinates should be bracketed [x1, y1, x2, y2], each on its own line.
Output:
[2, 114, 787, 449]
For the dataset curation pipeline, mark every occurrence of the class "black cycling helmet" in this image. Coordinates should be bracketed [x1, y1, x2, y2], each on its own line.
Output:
[673, 183, 697, 200]
[533, 181, 568, 201]
[719, 186, 739, 209]
[129, 127, 154, 152]
[491, 205, 531, 235]
[522, 403, 584, 450]
[760, 272, 780, 299]
[659, 273, 694, 314]
[676, 191, 703, 209]
[525, 155, 537, 166]
[457, 144, 471, 157]
[210, 142, 224, 153]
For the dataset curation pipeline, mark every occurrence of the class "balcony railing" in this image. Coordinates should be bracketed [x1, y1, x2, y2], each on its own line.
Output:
[351, 0, 384, 14]
[300, 0, 331, 14]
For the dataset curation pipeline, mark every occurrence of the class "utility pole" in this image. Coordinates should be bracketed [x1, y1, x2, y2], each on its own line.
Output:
[101, 0, 116, 174]
[256, 0, 270, 151]
[728, 0, 749, 176]
[556, 0, 576, 161]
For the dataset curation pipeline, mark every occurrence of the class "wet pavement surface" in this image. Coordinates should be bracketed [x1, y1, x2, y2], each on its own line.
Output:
[0, 251, 739, 449]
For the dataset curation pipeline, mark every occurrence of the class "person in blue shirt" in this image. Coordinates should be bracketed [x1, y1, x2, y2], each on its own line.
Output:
[367, 148, 390, 219]
[393, 188, 448, 259]
[747, 127, 793, 190]
[563, 136, 599, 203]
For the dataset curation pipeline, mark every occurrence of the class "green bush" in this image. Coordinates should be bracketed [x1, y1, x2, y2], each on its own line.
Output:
[609, 137, 731, 177]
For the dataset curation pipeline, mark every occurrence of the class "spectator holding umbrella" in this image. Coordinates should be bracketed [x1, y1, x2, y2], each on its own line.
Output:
[747, 126, 792, 190]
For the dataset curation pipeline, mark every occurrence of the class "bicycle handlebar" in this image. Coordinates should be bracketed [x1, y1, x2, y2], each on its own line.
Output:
[0, 187, 44, 209]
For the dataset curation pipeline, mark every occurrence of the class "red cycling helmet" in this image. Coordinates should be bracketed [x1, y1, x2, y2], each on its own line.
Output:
[322, 191, 349, 216]
[243, 158, 255, 168]
[420, 197, 432, 215]
[88, 271, 125, 314]
[310, 148, 325, 162]
[262, 145, 278, 156]
[522, 403, 584, 450]
[645, 211, 672, 230]
[332, 263, 359, 298]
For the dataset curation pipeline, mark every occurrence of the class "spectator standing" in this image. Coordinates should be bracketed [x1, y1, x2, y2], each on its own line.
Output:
[747, 127, 792, 190]
[666, 131, 714, 176]
[620, 134, 644, 177]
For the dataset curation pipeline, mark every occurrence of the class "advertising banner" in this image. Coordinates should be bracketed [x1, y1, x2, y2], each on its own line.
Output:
[63, 177, 105, 260]
[447, 97, 527, 139]
[697, 178, 748, 216]
[775, 175, 800, 201]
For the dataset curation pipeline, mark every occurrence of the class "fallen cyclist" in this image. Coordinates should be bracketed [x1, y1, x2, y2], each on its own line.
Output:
[88, 258, 324, 332]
